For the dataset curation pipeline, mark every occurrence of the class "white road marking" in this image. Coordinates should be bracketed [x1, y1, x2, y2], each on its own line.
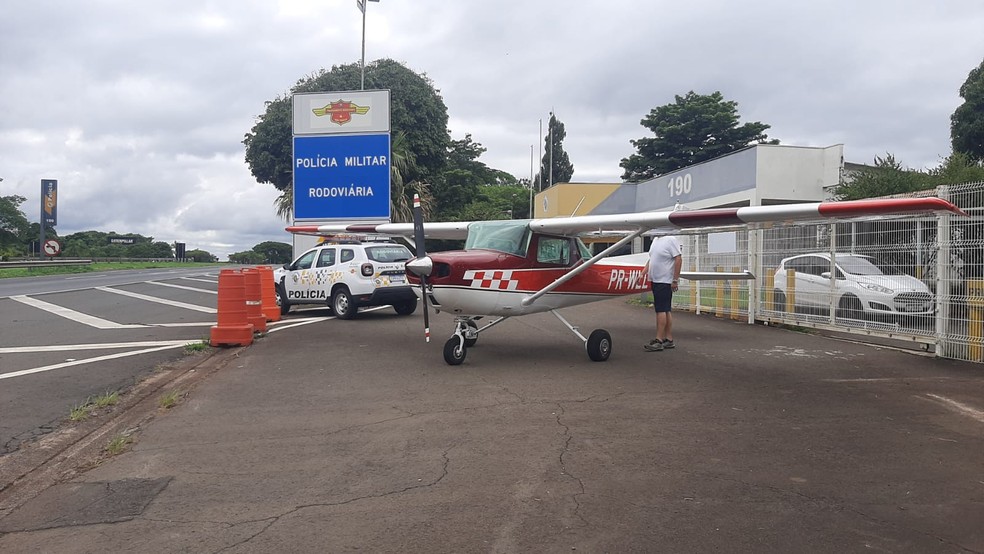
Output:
[824, 377, 954, 383]
[10, 295, 145, 329]
[96, 286, 217, 313]
[924, 394, 984, 424]
[0, 344, 188, 380]
[1, 340, 194, 354]
[182, 277, 218, 284]
[148, 281, 217, 294]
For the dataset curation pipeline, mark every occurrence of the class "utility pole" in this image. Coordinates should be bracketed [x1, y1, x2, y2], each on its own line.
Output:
[529, 144, 534, 217]
[357, 0, 380, 90]
[537, 119, 543, 192]
[548, 111, 554, 188]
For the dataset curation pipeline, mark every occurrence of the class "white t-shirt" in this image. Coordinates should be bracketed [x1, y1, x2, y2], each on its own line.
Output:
[647, 236, 681, 284]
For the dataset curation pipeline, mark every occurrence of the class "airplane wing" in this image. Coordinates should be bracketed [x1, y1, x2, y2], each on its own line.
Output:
[529, 197, 965, 236]
[286, 197, 964, 239]
[286, 221, 471, 240]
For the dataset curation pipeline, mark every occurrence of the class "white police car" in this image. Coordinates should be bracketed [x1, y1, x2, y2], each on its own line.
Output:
[274, 236, 417, 319]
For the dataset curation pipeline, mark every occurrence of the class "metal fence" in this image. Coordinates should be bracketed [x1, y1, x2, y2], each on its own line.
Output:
[670, 181, 984, 364]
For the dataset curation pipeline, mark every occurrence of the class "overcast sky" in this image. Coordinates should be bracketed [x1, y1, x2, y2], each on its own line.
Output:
[2, 1, 983, 259]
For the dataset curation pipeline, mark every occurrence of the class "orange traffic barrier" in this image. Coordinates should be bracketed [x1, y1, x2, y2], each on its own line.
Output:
[256, 265, 281, 322]
[242, 268, 267, 333]
[210, 269, 254, 347]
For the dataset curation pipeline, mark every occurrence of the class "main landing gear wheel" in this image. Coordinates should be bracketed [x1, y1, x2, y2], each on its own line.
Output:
[444, 337, 466, 365]
[586, 329, 612, 362]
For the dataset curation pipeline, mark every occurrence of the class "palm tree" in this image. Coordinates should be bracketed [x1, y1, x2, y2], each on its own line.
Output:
[389, 131, 436, 223]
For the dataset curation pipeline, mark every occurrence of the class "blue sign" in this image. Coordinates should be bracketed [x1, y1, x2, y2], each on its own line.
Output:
[41, 179, 57, 226]
[293, 133, 391, 220]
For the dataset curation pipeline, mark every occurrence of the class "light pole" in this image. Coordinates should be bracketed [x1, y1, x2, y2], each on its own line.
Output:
[357, 0, 380, 90]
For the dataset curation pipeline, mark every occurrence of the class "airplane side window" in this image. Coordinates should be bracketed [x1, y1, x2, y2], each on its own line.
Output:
[317, 248, 336, 267]
[537, 237, 570, 265]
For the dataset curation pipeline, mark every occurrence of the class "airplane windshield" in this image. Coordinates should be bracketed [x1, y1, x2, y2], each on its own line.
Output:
[465, 220, 531, 256]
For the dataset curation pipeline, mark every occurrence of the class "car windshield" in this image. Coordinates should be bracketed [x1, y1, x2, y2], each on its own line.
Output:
[365, 245, 412, 263]
[464, 220, 531, 256]
[837, 255, 905, 276]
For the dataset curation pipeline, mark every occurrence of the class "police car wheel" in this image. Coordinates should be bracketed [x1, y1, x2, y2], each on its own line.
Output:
[393, 298, 417, 315]
[277, 283, 291, 315]
[333, 288, 357, 320]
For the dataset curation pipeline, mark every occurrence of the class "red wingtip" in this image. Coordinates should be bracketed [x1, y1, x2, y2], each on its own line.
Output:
[818, 197, 967, 218]
[286, 225, 322, 234]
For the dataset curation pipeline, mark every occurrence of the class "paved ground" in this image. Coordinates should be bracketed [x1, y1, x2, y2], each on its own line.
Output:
[1, 299, 983, 553]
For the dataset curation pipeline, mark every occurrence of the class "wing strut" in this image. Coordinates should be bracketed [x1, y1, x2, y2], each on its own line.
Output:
[521, 228, 646, 307]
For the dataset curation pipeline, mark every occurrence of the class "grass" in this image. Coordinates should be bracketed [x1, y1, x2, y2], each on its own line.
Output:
[0, 261, 225, 279]
[69, 390, 121, 421]
[94, 390, 119, 408]
[159, 389, 182, 410]
[105, 433, 132, 456]
[183, 340, 210, 354]
[69, 400, 93, 422]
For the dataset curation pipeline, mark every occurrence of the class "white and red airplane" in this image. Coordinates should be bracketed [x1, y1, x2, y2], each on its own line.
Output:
[288, 196, 964, 365]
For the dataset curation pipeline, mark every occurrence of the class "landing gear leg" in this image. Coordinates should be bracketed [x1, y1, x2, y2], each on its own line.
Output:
[551, 310, 612, 362]
[442, 316, 508, 366]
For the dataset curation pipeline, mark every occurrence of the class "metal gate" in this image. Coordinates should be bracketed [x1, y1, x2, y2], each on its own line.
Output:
[669, 181, 984, 363]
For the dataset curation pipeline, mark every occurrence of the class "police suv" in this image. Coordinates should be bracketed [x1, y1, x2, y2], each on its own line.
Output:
[274, 236, 418, 319]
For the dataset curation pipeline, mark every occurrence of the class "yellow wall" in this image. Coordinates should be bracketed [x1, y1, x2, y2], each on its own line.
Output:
[533, 183, 621, 218]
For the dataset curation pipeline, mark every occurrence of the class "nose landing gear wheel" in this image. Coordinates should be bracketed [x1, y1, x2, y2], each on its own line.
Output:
[586, 329, 612, 362]
[444, 337, 466, 365]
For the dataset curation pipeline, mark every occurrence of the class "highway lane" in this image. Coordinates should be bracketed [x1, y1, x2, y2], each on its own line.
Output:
[0, 266, 236, 298]
[0, 269, 236, 453]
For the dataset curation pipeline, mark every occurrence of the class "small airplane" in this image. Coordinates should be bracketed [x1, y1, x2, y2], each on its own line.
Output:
[288, 196, 964, 365]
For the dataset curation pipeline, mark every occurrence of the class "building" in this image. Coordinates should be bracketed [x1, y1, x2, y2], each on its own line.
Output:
[535, 144, 845, 218]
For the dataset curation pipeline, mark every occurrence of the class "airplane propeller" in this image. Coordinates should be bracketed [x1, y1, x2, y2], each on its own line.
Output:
[406, 193, 433, 342]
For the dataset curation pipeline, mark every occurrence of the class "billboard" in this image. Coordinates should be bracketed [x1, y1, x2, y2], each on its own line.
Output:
[41, 179, 57, 226]
[292, 89, 391, 222]
[293, 133, 391, 220]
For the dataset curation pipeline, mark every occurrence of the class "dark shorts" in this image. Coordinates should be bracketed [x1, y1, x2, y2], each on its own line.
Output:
[651, 282, 673, 313]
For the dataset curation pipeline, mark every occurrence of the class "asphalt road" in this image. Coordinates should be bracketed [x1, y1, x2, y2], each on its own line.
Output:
[2, 298, 983, 552]
[0, 268, 239, 452]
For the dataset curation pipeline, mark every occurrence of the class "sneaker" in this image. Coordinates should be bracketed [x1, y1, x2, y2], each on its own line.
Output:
[644, 339, 664, 352]
[662, 339, 675, 349]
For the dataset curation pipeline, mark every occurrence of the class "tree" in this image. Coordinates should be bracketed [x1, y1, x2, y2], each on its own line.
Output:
[620, 91, 778, 182]
[228, 250, 265, 264]
[951, 58, 984, 162]
[0, 195, 31, 257]
[460, 184, 530, 221]
[535, 113, 574, 190]
[431, 134, 508, 219]
[185, 249, 217, 263]
[929, 151, 984, 184]
[61, 231, 171, 258]
[251, 241, 293, 264]
[834, 154, 933, 200]
[243, 59, 451, 220]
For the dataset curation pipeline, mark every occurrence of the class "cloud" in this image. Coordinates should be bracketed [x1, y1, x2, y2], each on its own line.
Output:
[2, 0, 983, 259]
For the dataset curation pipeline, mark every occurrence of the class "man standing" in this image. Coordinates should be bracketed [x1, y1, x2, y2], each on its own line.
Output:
[642, 235, 682, 351]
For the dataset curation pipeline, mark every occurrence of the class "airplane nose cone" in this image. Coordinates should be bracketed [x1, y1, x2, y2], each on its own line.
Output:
[406, 256, 433, 277]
